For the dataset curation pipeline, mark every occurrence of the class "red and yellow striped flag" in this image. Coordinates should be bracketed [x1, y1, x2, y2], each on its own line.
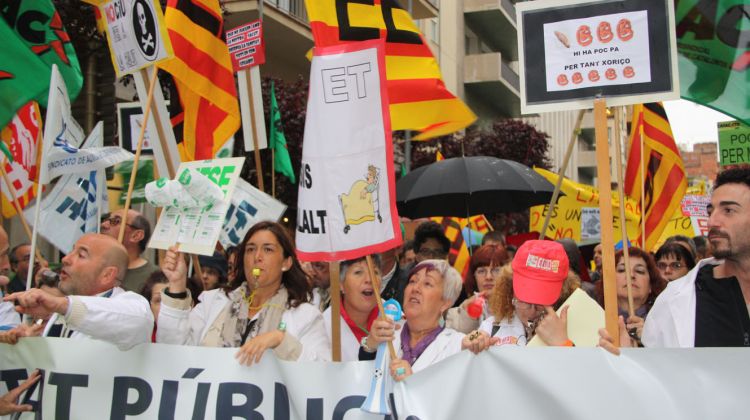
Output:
[304, 1, 476, 140]
[159, 0, 240, 161]
[624, 102, 687, 251]
[0, 101, 43, 217]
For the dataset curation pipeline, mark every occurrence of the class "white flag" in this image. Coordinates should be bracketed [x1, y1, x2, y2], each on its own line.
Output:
[41, 67, 133, 184]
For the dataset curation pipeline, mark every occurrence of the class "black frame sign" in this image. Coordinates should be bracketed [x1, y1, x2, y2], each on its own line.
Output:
[517, 0, 679, 114]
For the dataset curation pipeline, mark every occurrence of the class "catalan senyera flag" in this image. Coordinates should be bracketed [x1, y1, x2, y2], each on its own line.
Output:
[624, 103, 687, 252]
[0, 102, 43, 218]
[304, 1, 476, 140]
[159, 0, 240, 161]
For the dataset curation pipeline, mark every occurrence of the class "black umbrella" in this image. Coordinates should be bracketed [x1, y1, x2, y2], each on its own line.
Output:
[396, 156, 557, 219]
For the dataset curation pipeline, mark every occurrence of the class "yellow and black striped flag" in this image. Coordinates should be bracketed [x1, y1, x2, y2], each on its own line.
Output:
[624, 103, 687, 251]
[159, 0, 240, 161]
[304, 0, 476, 140]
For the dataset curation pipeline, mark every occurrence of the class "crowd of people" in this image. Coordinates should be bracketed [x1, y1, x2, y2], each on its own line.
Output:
[1, 166, 749, 415]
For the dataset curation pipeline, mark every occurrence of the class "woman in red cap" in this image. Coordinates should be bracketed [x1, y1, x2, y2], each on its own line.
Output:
[480, 240, 581, 346]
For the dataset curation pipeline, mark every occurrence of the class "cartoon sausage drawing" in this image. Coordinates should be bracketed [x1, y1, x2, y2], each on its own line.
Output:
[572, 72, 583, 84]
[605, 68, 617, 80]
[623, 66, 635, 78]
[557, 74, 569, 86]
[617, 18, 634, 41]
[597, 21, 614, 43]
[588, 70, 600, 82]
[576, 25, 593, 47]
[554, 31, 571, 48]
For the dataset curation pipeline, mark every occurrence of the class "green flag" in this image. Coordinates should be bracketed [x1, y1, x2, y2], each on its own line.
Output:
[269, 82, 296, 183]
[0, 20, 52, 130]
[675, 0, 749, 125]
[0, 0, 83, 107]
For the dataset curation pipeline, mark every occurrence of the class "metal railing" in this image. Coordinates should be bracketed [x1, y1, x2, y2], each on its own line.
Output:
[265, 0, 308, 23]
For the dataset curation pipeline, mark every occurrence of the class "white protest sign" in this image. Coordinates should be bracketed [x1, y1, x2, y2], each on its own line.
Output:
[24, 125, 110, 254]
[517, 0, 679, 113]
[296, 40, 402, 261]
[148, 157, 243, 256]
[580, 207, 601, 241]
[99, 0, 173, 77]
[1, 339, 748, 420]
[543, 11, 651, 91]
[219, 178, 287, 249]
[238, 66, 267, 151]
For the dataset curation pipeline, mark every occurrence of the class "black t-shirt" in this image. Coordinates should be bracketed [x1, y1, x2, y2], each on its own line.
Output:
[694, 264, 750, 347]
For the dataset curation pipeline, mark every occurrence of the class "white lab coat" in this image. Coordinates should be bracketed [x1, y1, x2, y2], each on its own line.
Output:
[389, 324, 465, 373]
[642, 258, 721, 348]
[43, 287, 153, 350]
[157, 287, 331, 361]
[322, 307, 361, 361]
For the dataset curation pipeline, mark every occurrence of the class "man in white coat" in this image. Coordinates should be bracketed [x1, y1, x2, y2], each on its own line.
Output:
[601, 166, 750, 350]
[3, 234, 153, 350]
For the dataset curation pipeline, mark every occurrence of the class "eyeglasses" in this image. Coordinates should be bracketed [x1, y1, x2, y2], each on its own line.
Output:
[417, 248, 447, 259]
[475, 267, 502, 277]
[103, 215, 139, 230]
[657, 261, 684, 271]
[512, 298, 544, 313]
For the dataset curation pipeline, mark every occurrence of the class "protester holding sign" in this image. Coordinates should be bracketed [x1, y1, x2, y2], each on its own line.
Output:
[480, 240, 580, 346]
[360, 260, 496, 381]
[595, 248, 667, 344]
[323, 255, 381, 361]
[601, 167, 750, 350]
[157, 221, 330, 363]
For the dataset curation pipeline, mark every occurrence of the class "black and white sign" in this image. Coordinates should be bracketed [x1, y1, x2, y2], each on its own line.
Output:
[517, 0, 679, 113]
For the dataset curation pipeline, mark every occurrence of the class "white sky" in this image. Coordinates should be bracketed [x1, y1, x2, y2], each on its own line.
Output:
[663, 99, 733, 151]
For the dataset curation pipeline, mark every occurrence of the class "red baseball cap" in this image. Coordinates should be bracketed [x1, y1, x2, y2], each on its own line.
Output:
[511, 240, 569, 306]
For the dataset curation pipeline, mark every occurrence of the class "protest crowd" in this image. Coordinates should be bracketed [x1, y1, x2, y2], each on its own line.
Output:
[1, 0, 748, 418]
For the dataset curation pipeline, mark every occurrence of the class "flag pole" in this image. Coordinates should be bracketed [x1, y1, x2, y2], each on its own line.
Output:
[0, 165, 45, 264]
[365, 255, 397, 360]
[118, 65, 159, 244]
[330, 261, 341, 362]
[242, 68, 265, 192]
[613, 106, 635, 318]
[271, 148, 276, 198]
[593, 98, 619, 345]
[540, 109, 586, 239]
[639, 109, 646, 249]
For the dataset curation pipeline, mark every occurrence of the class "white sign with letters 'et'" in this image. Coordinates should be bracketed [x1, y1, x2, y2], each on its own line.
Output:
[296, 40, 402, 261]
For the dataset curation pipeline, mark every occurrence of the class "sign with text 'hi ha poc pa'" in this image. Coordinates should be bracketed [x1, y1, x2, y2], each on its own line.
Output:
[517, 0, 679, 114]
[295, 40, 402, 261]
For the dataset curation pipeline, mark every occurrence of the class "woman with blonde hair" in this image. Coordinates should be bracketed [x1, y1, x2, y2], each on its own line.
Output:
[480, 240, 581, 346]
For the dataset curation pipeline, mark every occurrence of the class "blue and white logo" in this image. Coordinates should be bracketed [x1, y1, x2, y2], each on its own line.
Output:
[54, 121, 79, 154]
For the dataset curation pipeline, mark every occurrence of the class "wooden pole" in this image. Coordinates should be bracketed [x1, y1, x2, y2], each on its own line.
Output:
[593, 98, 619, 345]
[330, 261, 341, 361]
[540, 109, 586, 239]
[0, 165, 45, 264]
[613, 107, 635, 317]
[271, 148, 276, 198]
[365, 254, 397, 360]
[243, 69, 265, 192]
[119, 66, 159, 243]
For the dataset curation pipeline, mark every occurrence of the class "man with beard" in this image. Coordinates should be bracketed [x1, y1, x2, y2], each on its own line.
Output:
[3, 234, 153, 350]
[601, 166, 750, 349]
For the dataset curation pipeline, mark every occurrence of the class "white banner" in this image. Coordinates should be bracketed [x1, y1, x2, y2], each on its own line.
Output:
[0, 339, 746, 420]
[219, 178, 287, 249]
[100, 0, 173, 77]
[24, 125, 110, 254]
[148, 158, 243, 255]
[296, 40, 401, 261]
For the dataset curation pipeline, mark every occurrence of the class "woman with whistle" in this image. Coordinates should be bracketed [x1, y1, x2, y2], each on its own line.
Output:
[156, 221, 330, 364]
[360, 259, 497, 381]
